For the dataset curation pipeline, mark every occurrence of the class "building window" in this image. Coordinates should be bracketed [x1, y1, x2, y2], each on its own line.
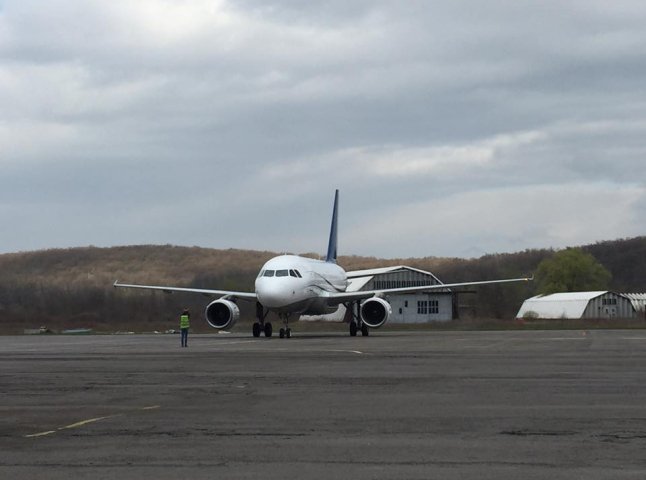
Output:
[429, 300, 439, 314]
[417, 299, 439, 315]
[417, 300, 428, 314]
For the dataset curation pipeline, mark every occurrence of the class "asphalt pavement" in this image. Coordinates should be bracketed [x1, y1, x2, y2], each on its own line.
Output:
[2, 329, 646, 479]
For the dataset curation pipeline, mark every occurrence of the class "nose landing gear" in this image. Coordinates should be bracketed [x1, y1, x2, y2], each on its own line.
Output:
[279, 327, 291, 338]
[278, 313, 292, 339]
[253, 305, 293, 339]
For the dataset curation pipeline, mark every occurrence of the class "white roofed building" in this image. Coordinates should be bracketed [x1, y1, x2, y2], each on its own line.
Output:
[301, 265, 455, 323]
[516, 291, 637, 319]
[622, 293, 646, 315]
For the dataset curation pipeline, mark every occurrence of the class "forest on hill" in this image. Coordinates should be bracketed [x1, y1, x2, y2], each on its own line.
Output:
[0, 237, 644, 333]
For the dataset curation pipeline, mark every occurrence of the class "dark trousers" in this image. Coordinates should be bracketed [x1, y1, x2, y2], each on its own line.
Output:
[180, 328, 189, 347]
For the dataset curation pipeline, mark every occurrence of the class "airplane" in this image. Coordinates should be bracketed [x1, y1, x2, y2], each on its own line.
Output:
[114, 190, 532, 338]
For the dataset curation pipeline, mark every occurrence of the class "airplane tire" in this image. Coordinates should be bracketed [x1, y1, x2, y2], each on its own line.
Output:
[264, 322, 273, 337]
[252, 323, 261, 337]
[349, 322, 357, 337]
[361, 324, 369, 337]
[279, 328, 285, 339]
[286, 328, 291, 338]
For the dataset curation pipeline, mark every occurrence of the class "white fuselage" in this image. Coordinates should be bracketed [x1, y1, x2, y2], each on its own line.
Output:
[254, 255, 347, 315]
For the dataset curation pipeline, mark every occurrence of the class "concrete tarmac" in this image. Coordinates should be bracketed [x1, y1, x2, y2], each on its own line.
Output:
[2, 329, 646, 479]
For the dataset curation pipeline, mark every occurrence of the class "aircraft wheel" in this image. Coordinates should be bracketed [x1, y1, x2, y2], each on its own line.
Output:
[286, 328, 291, 339]
[361, 324, 369, 337]
[264, 322, 273, 337]
[252, 322, 261, 337]
[279, 328, 285, 339]
[349, 321, 357, 337]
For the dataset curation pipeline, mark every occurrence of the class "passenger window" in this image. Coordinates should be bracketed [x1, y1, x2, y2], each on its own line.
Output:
[276, 270, 289, 277]
[263, 270, 275, 277]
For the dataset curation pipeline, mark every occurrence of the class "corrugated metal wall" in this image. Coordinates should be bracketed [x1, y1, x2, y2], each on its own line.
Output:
[623, 293, 646, 313]
[364, 269, 443, 290]
[388, 293, 453, 323]
[364, 269, 452, 322]
[583, 292, 636, 319]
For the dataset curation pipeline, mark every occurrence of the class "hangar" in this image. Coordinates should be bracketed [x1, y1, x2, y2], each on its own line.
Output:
[301, 265, 455, 323]
[623, 293, 646, 319]
[516, 291, 638, 319]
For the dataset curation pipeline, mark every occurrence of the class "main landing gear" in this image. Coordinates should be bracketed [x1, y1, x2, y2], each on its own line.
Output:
[349, 320, 369, 337]
[252, 302, 273, 338]
[347, 302, 369, 337]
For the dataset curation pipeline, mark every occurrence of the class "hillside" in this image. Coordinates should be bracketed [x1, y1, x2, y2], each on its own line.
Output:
[0, 237, 644, 333]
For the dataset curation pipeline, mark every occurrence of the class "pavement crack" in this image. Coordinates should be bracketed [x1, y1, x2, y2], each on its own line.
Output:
[500, 429, 578, 437]
[597, 431, 646, 442]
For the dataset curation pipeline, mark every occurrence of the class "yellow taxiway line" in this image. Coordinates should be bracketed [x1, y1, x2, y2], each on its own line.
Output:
[24, 405, 160, 438]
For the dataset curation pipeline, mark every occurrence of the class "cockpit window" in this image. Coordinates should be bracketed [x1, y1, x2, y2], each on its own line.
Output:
[294, 270, 302, 278]
[289, 270, 297, 277]
[263, 270, 275, 277]
[275, 269, 289, 277]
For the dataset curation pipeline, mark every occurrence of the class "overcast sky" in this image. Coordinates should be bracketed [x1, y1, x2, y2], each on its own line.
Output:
[1, 1, 645, 258]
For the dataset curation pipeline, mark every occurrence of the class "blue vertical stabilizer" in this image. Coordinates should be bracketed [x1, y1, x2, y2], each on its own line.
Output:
[325, 190, 339, 263]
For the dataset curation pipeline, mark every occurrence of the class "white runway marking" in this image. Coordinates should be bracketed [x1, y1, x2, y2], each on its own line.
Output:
[321, 349, 364, 355]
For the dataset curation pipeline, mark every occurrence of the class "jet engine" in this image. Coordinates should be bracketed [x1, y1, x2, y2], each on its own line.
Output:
[205, 299, 240, 329]
[360, 297, 392, 329]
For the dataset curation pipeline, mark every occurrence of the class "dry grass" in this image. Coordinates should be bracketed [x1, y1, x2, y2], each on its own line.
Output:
[1, 238, 644, 333]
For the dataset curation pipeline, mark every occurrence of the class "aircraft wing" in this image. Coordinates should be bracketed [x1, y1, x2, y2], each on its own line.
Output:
[324, 276, 532, 306]
[113, 281, 257, 300]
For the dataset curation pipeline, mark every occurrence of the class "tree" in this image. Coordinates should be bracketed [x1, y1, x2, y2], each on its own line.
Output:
[536, 248, 611, 295]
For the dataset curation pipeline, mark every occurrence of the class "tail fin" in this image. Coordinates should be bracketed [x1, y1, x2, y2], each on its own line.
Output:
[325, 190, 339, 263]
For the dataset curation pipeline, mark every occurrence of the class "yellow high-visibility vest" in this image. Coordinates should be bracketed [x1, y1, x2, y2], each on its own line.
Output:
[180, 314, 190, 329]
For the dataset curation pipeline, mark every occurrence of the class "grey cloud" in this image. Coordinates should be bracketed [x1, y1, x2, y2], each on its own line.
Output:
[1, 1, 645, 256]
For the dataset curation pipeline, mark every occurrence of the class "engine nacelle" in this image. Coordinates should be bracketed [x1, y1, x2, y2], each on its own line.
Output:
[360, 297, 392, 329]
[205, 299, 240, 330]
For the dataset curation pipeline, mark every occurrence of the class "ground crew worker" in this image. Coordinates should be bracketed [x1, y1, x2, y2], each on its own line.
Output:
[180, 309, 190, 347]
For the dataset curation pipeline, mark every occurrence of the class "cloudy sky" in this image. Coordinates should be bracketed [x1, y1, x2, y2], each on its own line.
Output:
[1, 1, 645, 258]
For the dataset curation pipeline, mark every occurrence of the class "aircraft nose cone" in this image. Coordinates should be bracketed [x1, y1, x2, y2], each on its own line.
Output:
[256, 281, 286, 308]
